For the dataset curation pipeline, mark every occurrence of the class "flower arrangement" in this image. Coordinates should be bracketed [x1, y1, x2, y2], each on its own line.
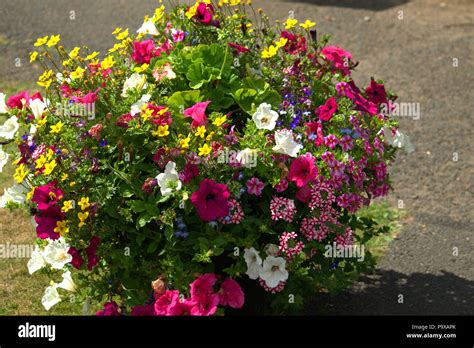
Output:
[0, 0, 413, 315]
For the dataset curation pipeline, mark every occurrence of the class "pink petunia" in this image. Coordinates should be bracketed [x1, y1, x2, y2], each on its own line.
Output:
[246, 177, 265, 196]
[218, 278, 245, 309]
[321, 46, 353, 76]
[190, 179, 230, 221]
[288, 153, 318, 188]
[86, 236, 100, 271]
[190, 273, 217, 300]
[68, 247, 84, 269]
[184, 101, 211, 128]
[154, 290, 188, 316]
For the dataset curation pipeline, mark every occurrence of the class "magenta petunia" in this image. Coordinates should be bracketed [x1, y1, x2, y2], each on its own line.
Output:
[131, 304, 155, 316]
[96, 301, 120, 316]
[305, 121, 324, 146]
[131, 40, 159, 64]
[7, 91, 30, 109]
[31, 182, 64, 211]
[189, 293, 220, 316]
[288, 153, 318, 188]
[184, 101, 211, 128]
[316, 97, 337, 122]
[190, 179, 230, 221]
[190, 273, 217, 300]
[219, 278, 245, 309]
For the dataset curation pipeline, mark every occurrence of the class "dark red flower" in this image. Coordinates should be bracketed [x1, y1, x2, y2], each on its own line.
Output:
[280, 31, 307, 55]
[365, 77, 387, 105]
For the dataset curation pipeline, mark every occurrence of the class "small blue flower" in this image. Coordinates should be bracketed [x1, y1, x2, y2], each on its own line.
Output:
[330, 261, 339, 269]
[100, 139, 108, 147]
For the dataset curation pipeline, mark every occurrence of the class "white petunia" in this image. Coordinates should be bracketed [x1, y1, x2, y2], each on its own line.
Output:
[156, 161, 182, 196]
[122, 73, 148, 98]
[272, 129, 300, 157]
[130, 94, 151, 116]
[0, 93, 8, 114]
[58, 270, 76, 292]
[0, 116, 19, 139]
[29, 98, 46, 119]
[29, 124, 37, 135]
[137, 19, 159, 36]
[0, 145, 9, 172]
[383, 126, 415, 153]
[0, 183, 28, 208]
[42, 284, 61, 310]
[42, 238, 72, 270]
[259, 256, 289, 288]
[252, 103, 279, 130]
[27, 245, 46, 274]
[244, 247, 263, 280]
[264, 243, 279, 257]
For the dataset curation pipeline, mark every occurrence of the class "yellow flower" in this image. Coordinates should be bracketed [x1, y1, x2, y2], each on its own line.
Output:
[78, 211, 89, 228]
[43, 161, 57, 176]
[46, 148, 55, 160]
[30, 51, 39, 63]
[134, 64, 149, 73]
[180, 137, 191, 149]
[54, 220, 69, 236]
[50, 121, 64, 134]
[198, 143, 212, 157]
[101, 56, 115, 69]
[153, 6, 166, 22]
[141, 108, 154, 122]
[14, 164, 28, 183]
[285, 18, 298, 29]
[300, 19, 316, 29]
[262, 45, 277, 59]
[112, 27, 122, 35]
[212, 115, 227, 127]
[85, 51, 100, 60]
[26, 188, 35, 202]
[153, 125, 170, 137]
[78, 197, 90, 211]
[230, 0, 241, 5]
[70, 182, 76, 187]
[46, 35, 61, 47]
[70, 66, 85, 79]
[37, 69, 53, 88]
[275, 37, 288, 49]
[35, 155, 47, 169]
[69, 47, 80, 59]
[34, 36, 49, 47]
[116, 29, 129, 40]
[61, 200, 74, 212]
[206, 131, 215, 141]
[37, 117, 48, 128]
[195, 126, 206, 138]
[185, 3, 199, 19]
[62, 59, 72, 67]
[61, 173, 69, 181]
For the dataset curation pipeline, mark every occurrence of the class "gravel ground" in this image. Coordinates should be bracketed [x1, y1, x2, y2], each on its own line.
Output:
[0, 0, 473, 315]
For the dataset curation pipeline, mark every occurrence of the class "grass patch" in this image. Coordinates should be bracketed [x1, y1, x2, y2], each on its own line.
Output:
[357, 199, 406, 260]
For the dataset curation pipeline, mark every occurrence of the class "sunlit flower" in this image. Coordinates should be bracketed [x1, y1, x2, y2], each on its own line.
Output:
[156, 161, 182, 196]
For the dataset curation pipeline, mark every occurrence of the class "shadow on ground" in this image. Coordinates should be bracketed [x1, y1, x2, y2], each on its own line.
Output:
[308, 270, 474, 315]
[282, 0, 410, 11]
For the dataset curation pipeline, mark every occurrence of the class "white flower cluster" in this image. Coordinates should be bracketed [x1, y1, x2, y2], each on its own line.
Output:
[244, 247, 289, 289]
[27, 238, 76, 310]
